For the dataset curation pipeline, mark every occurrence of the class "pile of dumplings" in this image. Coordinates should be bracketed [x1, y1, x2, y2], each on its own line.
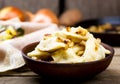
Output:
[27, 26, 110, 63]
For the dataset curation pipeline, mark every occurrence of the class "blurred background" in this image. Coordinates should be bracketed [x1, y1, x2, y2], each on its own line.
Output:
[0, 0, 120, 20]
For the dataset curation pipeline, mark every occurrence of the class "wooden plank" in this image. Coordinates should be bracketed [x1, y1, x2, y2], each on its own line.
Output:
[0, 49, 119, 77]
[2, 0, 120, 20]
[0, 65, 37, 76]
[0, 68, 120, 84]
[3, 0, 59, 15]
[84, 58, 120, 84]
[0, 77, 41, 84]
[0, 52, 119, 84]
[115, 0, 120, 15]
[66, 0, 120, 20]
[0, 0, 4, 8]
[96, 0, 119, 17]
[114, 47, 120, 56]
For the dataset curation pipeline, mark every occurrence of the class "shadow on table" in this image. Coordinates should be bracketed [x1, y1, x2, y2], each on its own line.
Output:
[37, 76, 97, 84]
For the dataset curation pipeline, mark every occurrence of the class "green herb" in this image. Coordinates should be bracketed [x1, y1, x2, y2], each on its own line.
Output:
[17, 28, 24, 36]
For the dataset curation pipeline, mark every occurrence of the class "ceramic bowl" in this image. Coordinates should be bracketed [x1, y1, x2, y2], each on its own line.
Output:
[22, 42, 114, 79]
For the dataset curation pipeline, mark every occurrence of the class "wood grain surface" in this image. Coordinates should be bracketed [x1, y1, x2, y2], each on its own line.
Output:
[0, 48, 120, 84]
[0, 0, 120, 19]
[0, 0, 59, 15]
[0, 1, 120, 84]
[66, 0, 120, 20]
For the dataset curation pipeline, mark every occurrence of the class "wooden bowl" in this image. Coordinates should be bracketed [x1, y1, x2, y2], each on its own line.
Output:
[22, 42, 114, 79]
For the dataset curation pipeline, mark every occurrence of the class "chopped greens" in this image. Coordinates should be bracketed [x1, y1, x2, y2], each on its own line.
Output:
[0, 25, 24, 41]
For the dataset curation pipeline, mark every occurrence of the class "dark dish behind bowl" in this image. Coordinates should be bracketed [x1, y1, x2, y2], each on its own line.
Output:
[22, 42, 114, 79]
[75, 16, 120, 46]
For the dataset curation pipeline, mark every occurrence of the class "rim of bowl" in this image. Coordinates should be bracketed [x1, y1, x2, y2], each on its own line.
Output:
[22, 42, 114, 65]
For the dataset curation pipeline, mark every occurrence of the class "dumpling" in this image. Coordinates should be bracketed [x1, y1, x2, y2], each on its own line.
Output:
[51, 45, 85, 63]
[36, 36, 66, 52]
[61, 26, 88, 43]
[27, 26, 111, 63]
[82, 34, 110, 62]
[27, 49, 50, 60]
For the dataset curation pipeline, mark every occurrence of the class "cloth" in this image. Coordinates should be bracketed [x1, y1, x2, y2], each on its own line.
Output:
[0, 21, 60, 72]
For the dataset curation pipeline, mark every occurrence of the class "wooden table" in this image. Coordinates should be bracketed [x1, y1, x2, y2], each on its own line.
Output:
[0, 47, 120, 84]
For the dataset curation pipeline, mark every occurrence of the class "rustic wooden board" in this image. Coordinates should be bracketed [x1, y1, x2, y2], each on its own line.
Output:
[66, 0, 120, 20]
[2, 0, 59, 15]
[1, 0, 120, 19]
[0, 0, 4, 8]
[0, 48, 120, 84]
[0, 65, 37, 76]
[0, 1, 120, 83]
[0, 77, 41, 84]
[114, 47, 120, 56]
[0, 64, 120, 84]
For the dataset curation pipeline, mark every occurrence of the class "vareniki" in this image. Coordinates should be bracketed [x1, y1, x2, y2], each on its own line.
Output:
[28, 26, 110, 63]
